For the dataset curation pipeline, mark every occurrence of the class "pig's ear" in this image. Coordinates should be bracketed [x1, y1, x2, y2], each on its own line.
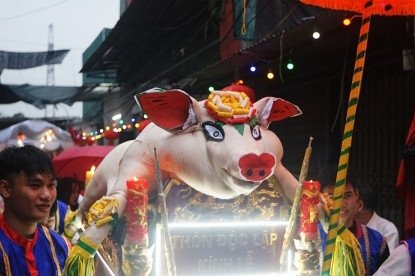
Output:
[135, 88, 197, 132]
[255, 97, 302, 127]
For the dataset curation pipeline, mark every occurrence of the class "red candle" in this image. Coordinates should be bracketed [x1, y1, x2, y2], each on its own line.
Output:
[125, 177, 149, 244]
[299, 180, 321, 240]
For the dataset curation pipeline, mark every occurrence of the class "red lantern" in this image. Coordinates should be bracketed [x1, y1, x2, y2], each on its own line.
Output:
[85, 136, 96, 146]
[17, 132, 26, 141]
[137, 119, 151, 132]
[103, 129, 119, 145]
[68, 127, 82, 145]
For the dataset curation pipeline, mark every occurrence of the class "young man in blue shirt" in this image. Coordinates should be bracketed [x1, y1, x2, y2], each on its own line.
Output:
[318, 164, 389, 275]
[0, 145, 70, 275]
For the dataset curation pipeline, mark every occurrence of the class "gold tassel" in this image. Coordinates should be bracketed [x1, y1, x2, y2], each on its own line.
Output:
[63, 236, 99, 276]
[331, 225, 365, 276]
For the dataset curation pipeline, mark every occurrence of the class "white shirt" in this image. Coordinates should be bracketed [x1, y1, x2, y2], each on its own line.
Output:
[373, 242, 411, 276]
[367, 211, 400, 251]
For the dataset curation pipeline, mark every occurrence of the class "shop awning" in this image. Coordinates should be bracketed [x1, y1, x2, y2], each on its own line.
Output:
[0, 84, 85, 109]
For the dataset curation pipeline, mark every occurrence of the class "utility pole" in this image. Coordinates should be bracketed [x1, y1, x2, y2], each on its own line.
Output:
[47, 23, 55, 86]
[46, 23, 55, 117]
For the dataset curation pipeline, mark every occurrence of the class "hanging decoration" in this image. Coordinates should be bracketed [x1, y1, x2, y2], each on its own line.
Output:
[67, 116, 152, 146]
[233, 0, 256, 39]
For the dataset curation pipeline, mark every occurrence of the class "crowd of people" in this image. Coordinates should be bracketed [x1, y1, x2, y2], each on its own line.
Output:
[0, 144, 413, 275]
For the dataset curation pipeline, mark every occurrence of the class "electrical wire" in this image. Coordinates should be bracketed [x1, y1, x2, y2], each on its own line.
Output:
[0, 0, 72, 22]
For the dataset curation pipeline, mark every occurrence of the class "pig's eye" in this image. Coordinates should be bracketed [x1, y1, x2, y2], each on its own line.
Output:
[251, 125, 262, 140]
[201, 121, 225, 142]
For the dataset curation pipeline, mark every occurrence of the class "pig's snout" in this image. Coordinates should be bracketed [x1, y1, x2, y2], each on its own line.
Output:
[238, 153, 275, 182]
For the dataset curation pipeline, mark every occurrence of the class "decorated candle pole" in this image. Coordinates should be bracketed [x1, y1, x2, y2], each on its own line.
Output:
[321, 4, 372, 274]
[155, 148, 177, 276]
[280, 137, 313, 269]
[122, 177, 152, 276]
[293, 180, 321, 275]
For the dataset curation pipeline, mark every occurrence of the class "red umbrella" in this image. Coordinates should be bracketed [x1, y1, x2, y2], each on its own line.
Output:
[52, 145, 114, 181]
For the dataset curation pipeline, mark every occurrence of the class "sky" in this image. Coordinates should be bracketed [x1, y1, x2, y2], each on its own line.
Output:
[0, 0, 120, 118]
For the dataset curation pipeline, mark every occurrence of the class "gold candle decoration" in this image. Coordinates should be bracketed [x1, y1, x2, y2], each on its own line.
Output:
[293, 180, 321, 276]
[280, 137, 313, 268]
[125, 177, 149, 244]
[299, 180, 320, 240]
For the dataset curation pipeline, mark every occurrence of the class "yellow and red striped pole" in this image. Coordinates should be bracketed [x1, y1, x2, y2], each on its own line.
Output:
[321, 1, 373, 275]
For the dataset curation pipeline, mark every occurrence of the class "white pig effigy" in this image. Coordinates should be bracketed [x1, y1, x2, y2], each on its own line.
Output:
[63, 88, 302, 276]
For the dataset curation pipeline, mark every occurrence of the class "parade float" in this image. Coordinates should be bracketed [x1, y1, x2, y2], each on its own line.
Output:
[57, 1, 415, 274]
[61, 86, 330, 276]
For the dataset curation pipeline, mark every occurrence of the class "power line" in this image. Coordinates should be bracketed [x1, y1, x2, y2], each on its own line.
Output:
[0, 0, 72, 22]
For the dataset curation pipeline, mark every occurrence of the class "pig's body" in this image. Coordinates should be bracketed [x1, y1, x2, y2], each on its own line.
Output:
[72, 89, 301, 247]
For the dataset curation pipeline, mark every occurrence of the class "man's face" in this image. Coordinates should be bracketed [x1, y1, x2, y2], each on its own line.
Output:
[322, 182, 361, 228]
[1, 173, 57, 224]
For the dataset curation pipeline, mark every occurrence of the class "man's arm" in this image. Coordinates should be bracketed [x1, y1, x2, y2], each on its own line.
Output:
[373, 243, 411, 276]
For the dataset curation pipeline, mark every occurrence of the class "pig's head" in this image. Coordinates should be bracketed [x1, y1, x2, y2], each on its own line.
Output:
[135, 88, 301, 199]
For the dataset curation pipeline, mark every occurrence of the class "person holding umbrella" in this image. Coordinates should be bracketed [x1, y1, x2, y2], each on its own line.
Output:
[0, 145, 70, 275]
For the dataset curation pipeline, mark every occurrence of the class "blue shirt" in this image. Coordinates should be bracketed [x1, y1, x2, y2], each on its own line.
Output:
[0, 215, 69, 276]
[319, 220, 389, 275]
